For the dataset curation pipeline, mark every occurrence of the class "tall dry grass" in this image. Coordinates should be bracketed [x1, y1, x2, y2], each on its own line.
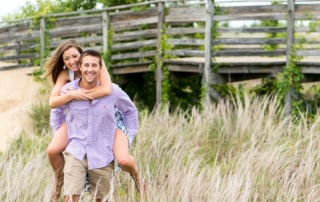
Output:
[1, 94, 320, 201]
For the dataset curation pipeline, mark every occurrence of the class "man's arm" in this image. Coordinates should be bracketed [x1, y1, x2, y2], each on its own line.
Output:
[50, 84, 69, 133]
[50, 107, 66, 133]
[115, 85, 139, 137]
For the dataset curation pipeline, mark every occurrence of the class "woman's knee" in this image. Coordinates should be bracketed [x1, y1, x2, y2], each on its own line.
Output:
[116, 156, 131, 167]
[47, 143, 63, 156]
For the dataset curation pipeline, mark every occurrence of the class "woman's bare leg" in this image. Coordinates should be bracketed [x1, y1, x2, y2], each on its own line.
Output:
[47, 122, 68, 201]
[113, 129, 144, 193]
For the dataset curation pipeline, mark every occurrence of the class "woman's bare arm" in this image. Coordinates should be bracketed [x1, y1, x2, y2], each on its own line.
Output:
[49, 61, 112, 108]
[49, 70, 92, 108]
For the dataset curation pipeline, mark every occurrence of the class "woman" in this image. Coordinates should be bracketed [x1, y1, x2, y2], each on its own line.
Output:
[45, 39, 143, 201]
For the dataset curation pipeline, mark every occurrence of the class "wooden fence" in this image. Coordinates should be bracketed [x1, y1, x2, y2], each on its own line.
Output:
[1, 0, 320, 106]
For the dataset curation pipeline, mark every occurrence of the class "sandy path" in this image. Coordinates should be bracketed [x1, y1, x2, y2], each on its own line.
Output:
[0, 63, 42, 152]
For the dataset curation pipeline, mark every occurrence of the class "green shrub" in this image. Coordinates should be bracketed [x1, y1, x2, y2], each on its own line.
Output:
[29, 101, 51, 135]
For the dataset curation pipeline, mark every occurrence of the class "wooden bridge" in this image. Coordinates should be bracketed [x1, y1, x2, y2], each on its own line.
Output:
[1, 0, 320, 106]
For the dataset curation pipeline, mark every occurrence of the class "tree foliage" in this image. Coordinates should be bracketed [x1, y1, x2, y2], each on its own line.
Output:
[98, 0, 141, 7]
[56, 0, 98, 11]
[1, 0, 142, 21]
[1, 0, 62, 21]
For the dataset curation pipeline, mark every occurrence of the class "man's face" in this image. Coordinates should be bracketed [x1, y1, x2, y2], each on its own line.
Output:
[80, 55, 101, 85]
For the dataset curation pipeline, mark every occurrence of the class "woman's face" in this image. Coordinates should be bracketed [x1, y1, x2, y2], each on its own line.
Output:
[62, 47, 81, 72]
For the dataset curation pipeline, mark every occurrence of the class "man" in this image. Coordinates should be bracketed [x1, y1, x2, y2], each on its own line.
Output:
[50, 49, 138, 202]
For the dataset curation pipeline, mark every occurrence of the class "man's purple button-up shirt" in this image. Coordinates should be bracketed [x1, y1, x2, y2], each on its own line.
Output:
[50, 79, 138, 170]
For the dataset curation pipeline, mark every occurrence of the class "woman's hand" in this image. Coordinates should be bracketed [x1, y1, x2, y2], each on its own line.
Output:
[61, 88, 94, 101]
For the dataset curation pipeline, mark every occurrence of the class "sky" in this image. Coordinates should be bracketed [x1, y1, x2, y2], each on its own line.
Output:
[0, 0, 37, 18]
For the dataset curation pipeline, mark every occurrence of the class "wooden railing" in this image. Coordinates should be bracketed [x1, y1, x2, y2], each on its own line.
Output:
[1, 0, 320, 105]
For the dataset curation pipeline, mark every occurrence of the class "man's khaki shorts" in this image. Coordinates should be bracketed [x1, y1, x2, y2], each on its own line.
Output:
[63, 151, 114, 200]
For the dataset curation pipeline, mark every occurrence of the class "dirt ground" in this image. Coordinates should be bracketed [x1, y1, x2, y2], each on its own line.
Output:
[0, 62, 42, 152]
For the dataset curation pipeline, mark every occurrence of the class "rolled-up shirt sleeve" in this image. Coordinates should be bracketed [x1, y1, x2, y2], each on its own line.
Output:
[115, 85, 138, 138]
[123, 108, 138, 138]
[50, 83, 71, 133]
[50, 106, 66, 133]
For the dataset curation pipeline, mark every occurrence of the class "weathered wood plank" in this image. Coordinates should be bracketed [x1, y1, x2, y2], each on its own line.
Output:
[48, 45, 103, 56]
[109, 8, 158, 32]
[110, 8, 158, 22]
[165, 58, 204, 65]
[0, 53, 37, 61]
[296, 27, 320, 32]
[166, 7, 207, 23]
[213, 49, 286, 57]
[165, 50, 205, 57]
[215, 13, 287, 21]
[0, 22, 33, 33]
[167, 38, 205, 46]
[55, 14, 102, 27]
[112, 66, 152, 74]
[48, 24, 102, 38]
[111, 50, 157, 60]
[166, 63, 203, 73]
[297, 61, 320, 74]
[295, 14, 320, 20]
[217, 61, 285, 67]
[296, 50, 320, 57]
[215, 61, 286, 75]
[166, 27, 205, 35]
[111, 62, 153, 74]
[0, 30, 39, 43]
[216, 66, 283, 74]
[111, 61, 152, 68]
[0, 43, 37, 51]
[218, 5, 287, 15]
[81, 45, 103, 52]
[214, 38, 286, 45]
[296, 4, 320, 13]
[111, 39, 157, 51]
[217, 27, 286, 33]
[49, 36, 103, 48]
[110, 16, 158, 31]
[112, 29, 158, 41]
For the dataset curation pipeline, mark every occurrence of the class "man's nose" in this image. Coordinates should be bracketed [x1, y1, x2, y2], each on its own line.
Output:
[86, 64, 95, 70]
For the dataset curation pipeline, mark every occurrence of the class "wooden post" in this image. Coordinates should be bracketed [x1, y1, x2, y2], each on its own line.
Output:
[102, 10, 108, 55]
[156, 2, 164, 106]
[15, 41, 21, 64]
[40, 16, 46, 68]
[285, 0, 295, 117]
[203, 0, 213, 108]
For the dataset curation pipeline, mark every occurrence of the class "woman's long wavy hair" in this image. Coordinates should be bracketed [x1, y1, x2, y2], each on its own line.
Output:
[44, 39, 83, 84]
